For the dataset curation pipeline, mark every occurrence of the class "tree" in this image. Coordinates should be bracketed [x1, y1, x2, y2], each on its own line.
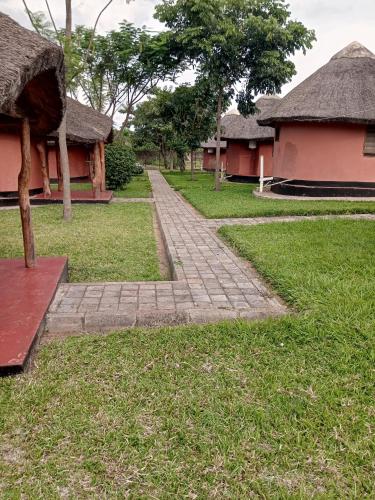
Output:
[23, 0, 127, 219]
[161, 82, 220, 178]
[155, 0, 315, 191]
[71, 23, 183, 134]
[132, 83, 219, 175]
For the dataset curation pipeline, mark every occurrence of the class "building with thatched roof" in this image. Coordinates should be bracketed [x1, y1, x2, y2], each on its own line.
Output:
[220, 96, 280, 179]
[0, 11, 65, 266]
[48, 98, 113, 185]
[201, 139, 227, 171]
[0, 12, 65, 202]
[258, 42, 375, 197]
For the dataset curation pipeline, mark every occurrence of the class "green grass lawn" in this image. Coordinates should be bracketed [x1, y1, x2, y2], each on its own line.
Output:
[163, 170, 375, 218]
[51, 182, 93, 192]
[0, 204, 160, 282]
[0, 219, 374, 497]
[51, 173, 152, 198]
[114, 172, 152, 198]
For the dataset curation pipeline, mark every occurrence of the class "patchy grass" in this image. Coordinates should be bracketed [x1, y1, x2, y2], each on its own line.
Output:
[0, 204, 160, 282]
[51, 182, 93, 192]
[115, 173, 152, 198]
[163, 170, 375, 218]
[0, 219, 374, 497]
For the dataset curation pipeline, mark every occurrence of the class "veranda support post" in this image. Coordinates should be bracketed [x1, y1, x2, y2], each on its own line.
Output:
[99, 141, 106, 192]
[18, 117, 36, 268]
[36, 140, 51, 197]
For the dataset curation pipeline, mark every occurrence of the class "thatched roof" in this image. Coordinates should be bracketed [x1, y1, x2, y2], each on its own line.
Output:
[50, 98, 113, 144]
[220, 96, 280, 141]
[201, 139, 227, 149]
[0, 12, 65, 134]
[258, 42, 375, 126]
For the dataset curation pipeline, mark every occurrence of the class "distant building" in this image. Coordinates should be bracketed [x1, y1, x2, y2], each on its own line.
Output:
[201, 139, 227, 171]
[48, 98, 113, 189]
[258, 42, 375, 197]
[220, 96, 280, 180]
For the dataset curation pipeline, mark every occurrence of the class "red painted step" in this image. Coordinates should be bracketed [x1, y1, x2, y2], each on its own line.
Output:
[0, 257, 68, 374]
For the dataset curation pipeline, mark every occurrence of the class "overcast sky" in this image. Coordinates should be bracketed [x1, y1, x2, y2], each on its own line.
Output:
[1, 0, 375, 98]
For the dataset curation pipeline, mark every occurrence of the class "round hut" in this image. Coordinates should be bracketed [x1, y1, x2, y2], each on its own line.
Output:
[48, 98, 113, 189]
[0, 12, 65, 265]
[201, 139, 227, 171]
[0, 13, 65, 204]
[258, 42, 375, 197]
[220, 96, 280, 180]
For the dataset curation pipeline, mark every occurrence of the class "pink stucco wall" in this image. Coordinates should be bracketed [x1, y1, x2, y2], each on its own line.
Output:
[0, 132, 43, 193]
[226, 140, 273, 177]
[48, 145, 90, 179]
[203, 149, 227, 170]
[273, 122, 375, 182]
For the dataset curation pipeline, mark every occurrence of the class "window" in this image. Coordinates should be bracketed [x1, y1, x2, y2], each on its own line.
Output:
[364, 126, 375, 155]
[275, 127, 280, 142]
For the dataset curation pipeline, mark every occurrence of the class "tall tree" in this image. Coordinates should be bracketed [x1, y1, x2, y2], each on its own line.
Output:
[155, 0, 315, 191]
[72, 23, 183, 133]
[23, 0, 124, 220]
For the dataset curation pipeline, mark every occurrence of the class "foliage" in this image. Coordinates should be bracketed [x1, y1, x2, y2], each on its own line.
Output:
[71, 22, 183, 129]
[163, 171, 375, 218]
[1, 220, 374, 496]
[155, 0, 316, 187]
[132, 83, 219, 170]
[105, 143, 136, 190]
[132, 163, 144, 176]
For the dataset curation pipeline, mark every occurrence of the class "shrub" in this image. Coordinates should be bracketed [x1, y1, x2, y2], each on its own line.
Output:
[105, 143, 136, 190]
[132, 163, 144, 175]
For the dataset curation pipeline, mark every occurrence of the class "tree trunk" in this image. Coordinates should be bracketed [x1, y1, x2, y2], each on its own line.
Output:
[59, 111, 72, 220]
[215, 89, 223, 192]
[115, 106, 132, 140]
[92, 141, 102, 198]
[190, 149, 194, 180]
[18, 118, 36, 268]
[36, 140, 51, 197]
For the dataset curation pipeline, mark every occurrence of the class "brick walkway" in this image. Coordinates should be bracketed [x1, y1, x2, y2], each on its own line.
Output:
[46, 171, 286, 334]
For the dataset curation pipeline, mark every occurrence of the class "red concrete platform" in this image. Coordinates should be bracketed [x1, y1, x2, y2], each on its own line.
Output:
[0, 257, 68, 374]
[31, 190, 113, 204]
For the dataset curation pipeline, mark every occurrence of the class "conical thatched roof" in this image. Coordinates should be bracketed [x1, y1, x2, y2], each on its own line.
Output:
[0, 12, 65, 134]
[50, 98, 113, 144]
[220, 96, 280, 140]
[258, 42, 375, 126]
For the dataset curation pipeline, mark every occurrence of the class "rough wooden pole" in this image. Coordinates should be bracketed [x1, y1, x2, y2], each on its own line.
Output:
[18, 118, 36, 268]
[92, 141, 102, 198]
[55, 141, 63, 191]
[59, 111, 72, 220]
[215, 90, 223, 192]
[99, 141, 106, 192]
[36, 140, 51, 197]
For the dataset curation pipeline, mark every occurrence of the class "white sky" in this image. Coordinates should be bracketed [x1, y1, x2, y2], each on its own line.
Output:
[1, 0, 375, 99]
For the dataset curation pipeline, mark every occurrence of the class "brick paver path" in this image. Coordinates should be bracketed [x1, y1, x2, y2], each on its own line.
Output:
[46, 172, 286, 334]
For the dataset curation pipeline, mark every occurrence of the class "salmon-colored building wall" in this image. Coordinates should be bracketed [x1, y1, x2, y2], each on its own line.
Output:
[0, 132, 43, 193]
[203, 149, 227, 170]
[48, 145, 90, 179]
[273, 122, 375, 182]
[226, 140, 274, 177]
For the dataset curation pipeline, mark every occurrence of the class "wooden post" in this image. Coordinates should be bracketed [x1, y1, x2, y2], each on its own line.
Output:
[58, 111, 72, 221]
[99, 141, 106, 192]
[18, 118, 36, 268]
[92, 141, 102, 198]
[36, 140, 51, 197]
[55, 140, 63, 191]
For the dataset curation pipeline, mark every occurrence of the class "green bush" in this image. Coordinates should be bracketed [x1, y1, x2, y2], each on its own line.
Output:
[132, 163, 144, 175]
[105, 143, 136, 190]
